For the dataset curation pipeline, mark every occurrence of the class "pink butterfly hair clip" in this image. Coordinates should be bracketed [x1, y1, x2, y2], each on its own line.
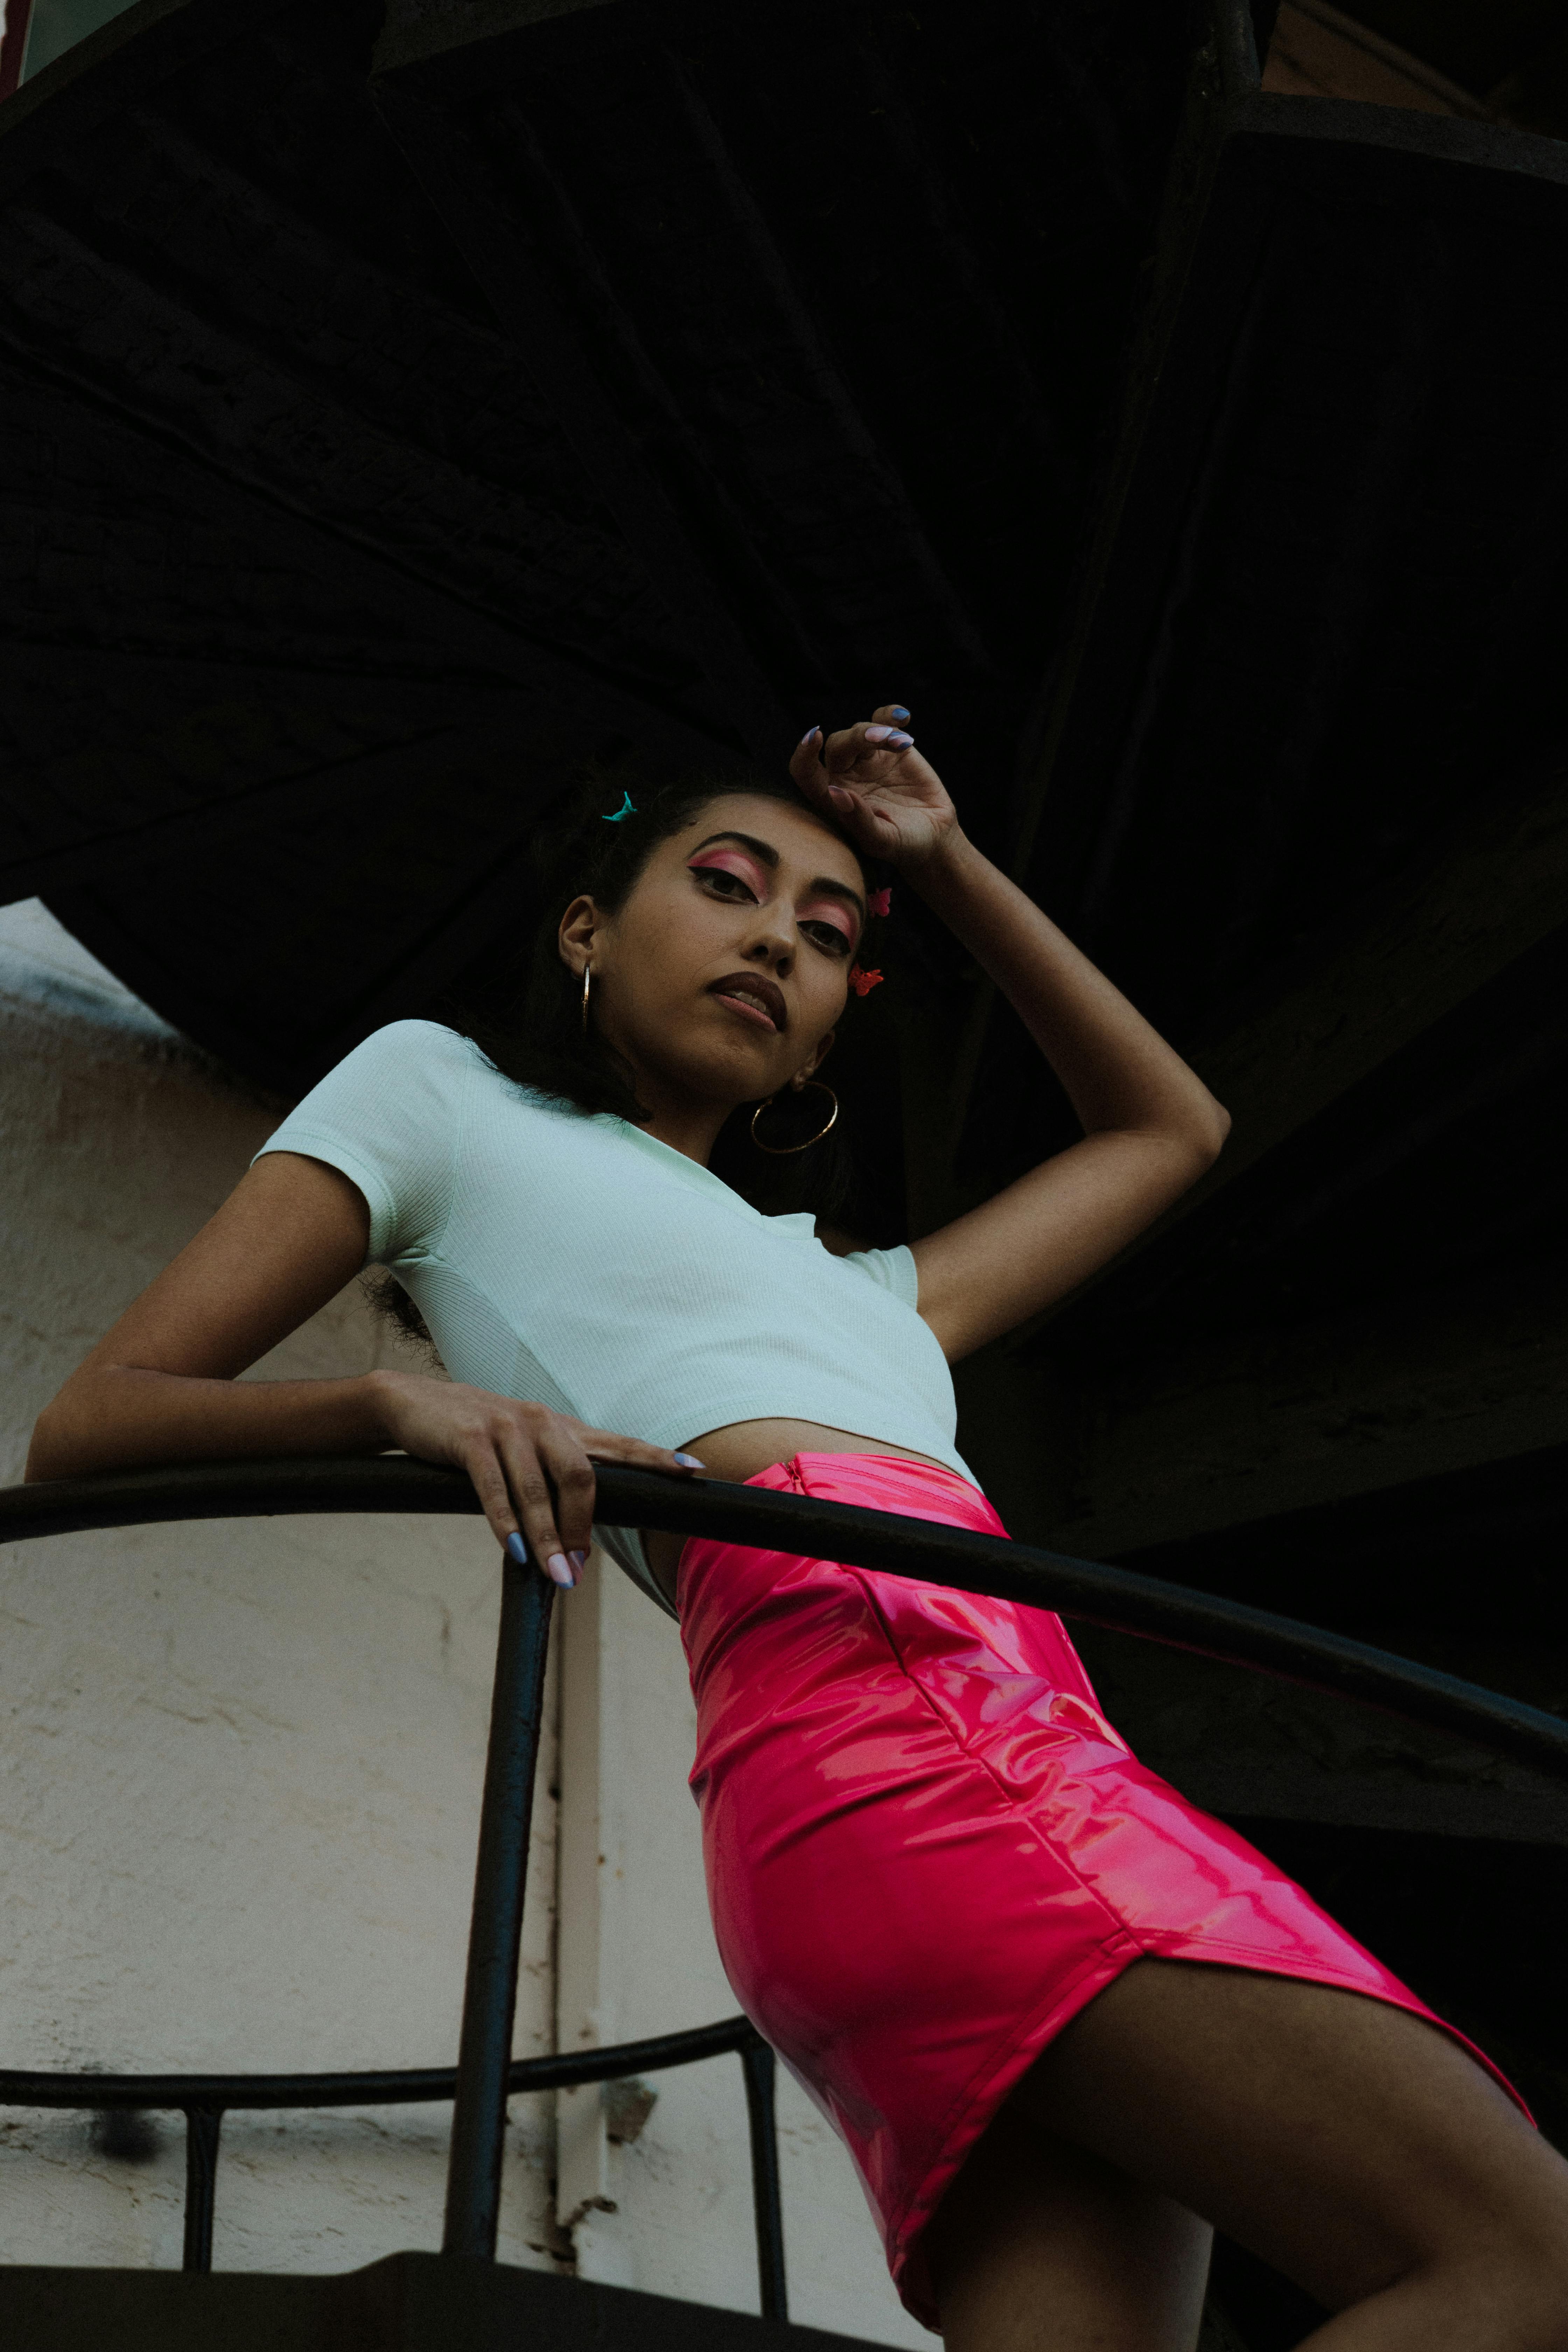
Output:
[848, 964, 885, 997]
[867, 887, 892, 918]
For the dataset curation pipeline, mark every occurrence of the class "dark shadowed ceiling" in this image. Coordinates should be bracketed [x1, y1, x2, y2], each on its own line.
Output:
[1, 0, 1193, 1087]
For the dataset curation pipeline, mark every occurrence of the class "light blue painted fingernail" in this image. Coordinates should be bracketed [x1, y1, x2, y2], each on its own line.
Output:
[505, 1532, 527, 1564]
[569, 1549, 589, 1572]
[799, 725, 821, 747]
[674, 1452, 706, 1469]
[889, 706, 910, 721]
[887, 731, 913, 748]
[864, 724, 892, 742]
[546, 1552, 575, 1588]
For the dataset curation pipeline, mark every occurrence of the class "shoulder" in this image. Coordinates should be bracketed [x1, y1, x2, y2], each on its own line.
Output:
[355, 1029, 607, 1150]
[268, 1023, 489, 1158]
[258, 1023, 488, 1258]
[346, 1018, 484, 1074]
[314, 1020, 491, 1109]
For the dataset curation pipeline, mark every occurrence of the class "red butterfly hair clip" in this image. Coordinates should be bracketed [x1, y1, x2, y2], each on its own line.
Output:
[848, 964, 884, 997]
[868, 887, 892, 918]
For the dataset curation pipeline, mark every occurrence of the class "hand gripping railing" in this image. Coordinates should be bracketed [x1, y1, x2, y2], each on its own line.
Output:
[1, 1458, 1565, 2306]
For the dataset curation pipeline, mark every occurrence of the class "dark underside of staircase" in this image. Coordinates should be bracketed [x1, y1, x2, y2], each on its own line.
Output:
[0, 2249, 888, 2350]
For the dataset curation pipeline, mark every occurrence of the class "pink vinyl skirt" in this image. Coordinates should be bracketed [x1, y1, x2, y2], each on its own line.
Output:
[678, 1451, 1524, 2331]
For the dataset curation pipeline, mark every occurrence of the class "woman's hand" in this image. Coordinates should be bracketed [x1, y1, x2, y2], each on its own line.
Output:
[789, 705, 958, 871]
[372, 1370, 702, 1587]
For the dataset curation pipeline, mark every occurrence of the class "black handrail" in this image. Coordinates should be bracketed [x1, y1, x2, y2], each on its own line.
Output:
[2, 1456, 1564, 2312]
[4, 1457, 1565, 1777]
[0, 2014, 779, 2295]
[443, 1549, 555, 2259]
[0, 2011, 762, 2110]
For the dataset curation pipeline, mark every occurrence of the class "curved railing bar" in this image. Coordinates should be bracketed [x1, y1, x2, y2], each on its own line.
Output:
[0, 2014, 777, 2289]
[0, 2012, 762, 2112]
[4, 1458, 1566, 1779]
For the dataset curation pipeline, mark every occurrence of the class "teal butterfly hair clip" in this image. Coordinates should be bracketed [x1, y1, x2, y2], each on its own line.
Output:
[602, 791, 637, 822]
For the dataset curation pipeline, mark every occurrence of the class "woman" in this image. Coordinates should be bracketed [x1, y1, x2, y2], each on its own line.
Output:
[28, 713, 1568, 2350]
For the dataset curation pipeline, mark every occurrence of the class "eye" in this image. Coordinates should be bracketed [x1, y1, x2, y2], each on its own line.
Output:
[688, 855, 759, 903]
[798, 893, 858, 956]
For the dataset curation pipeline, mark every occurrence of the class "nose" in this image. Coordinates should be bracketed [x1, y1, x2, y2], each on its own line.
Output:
[744, 903, 794, 974]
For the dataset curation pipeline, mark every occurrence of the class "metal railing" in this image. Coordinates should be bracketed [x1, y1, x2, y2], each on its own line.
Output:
[1, 1456, 1565, 2312]
[0, 2014, 780, 2294]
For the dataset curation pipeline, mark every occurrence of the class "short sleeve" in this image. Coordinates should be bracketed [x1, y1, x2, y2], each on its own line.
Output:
[841, 1242, 920, 1309]
[253, 1019, 472, 1267]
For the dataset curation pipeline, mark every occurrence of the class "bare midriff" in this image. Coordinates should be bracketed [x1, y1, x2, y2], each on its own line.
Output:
[640, 1417, 951, 1608]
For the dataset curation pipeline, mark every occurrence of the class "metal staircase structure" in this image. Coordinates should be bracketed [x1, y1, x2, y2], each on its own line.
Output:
[1, 1457, 1564, 2345]
[4, 0, 1568, 2339]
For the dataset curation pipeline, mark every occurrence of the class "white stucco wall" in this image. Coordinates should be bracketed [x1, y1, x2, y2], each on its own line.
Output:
[0, 900, 928, 2341]
[0, 900, 556, 2276]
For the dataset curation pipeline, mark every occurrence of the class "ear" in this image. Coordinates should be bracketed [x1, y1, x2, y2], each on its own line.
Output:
[558, 895, 599, 974]
[798, 1026, 836, 1081]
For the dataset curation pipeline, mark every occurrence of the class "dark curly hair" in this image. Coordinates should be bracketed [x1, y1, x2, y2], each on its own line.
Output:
[369, 764, 886, 1353]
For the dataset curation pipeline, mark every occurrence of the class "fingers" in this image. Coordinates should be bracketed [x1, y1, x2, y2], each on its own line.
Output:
[789, 719, 917, 857]
[463, 1444, 547, 1565]
[578, 1429, 707, 1476]
[531, 1420, 601, 1558]
[790, 711, 914, 788]
[493, 1418, 591, 1588]
[448, 1405, 584, 1588]
[790, 724, 830, 803]
[824, 717, 915, 770]
[464, 1410, 705, 1590]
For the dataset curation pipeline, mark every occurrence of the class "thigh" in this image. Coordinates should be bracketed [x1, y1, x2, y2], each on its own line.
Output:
[1013, 1958, 1568, 2312]
[926, 2097, 1211, 2352]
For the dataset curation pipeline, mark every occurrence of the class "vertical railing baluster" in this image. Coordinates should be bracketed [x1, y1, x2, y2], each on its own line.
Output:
[442, 1553, 555, 2258]
[740, 2034, 788, 2321]
[181, 2105, 224, 2272]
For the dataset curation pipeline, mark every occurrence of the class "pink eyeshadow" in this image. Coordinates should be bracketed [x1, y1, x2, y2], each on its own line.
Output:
[688, 848, 768, 895]
[800, 894, 857, 946]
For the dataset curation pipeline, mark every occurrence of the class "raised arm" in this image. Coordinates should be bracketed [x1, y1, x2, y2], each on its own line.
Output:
[26, 1149, 696, 1572]
[792, 713, 1229, 1361]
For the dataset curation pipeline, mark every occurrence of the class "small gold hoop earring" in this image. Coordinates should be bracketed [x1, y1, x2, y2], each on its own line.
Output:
[580, 963, 592, 1031]
[751, 1079, 839, 1155]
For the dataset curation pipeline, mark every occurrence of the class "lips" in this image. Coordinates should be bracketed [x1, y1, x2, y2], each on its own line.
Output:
[708, 972, 787, 1032]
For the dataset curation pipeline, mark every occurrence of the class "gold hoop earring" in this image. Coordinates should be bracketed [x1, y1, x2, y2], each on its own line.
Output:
[751, 1080, 839, 1155]
[580, 963, 592, 1031]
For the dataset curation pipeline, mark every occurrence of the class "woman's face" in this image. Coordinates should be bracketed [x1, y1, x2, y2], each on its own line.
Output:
[560, 793, 868, 1111]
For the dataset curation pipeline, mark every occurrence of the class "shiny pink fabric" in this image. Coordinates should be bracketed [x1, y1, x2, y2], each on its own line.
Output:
[679, 1452, 1524, 2332]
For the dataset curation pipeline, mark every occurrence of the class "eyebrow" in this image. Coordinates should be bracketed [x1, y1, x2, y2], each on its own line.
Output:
[688, 831, 867, 926]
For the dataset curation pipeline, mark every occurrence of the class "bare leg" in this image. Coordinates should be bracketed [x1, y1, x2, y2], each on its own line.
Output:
[947, 1958, 1568, 2351]
[929, 2097, 1211, 2352]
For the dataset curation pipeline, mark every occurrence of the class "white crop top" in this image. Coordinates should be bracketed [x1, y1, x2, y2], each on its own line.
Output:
[255, 1020, 976, 1616]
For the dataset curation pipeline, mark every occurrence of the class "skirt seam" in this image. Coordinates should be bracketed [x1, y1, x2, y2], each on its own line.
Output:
[845, 1560, 1141, 1949]
[831, 1555, 1166, 2236]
